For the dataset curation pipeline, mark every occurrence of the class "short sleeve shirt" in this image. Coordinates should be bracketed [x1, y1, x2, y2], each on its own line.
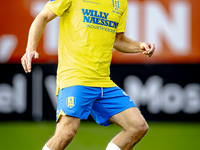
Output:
[45, 0, 127, 95]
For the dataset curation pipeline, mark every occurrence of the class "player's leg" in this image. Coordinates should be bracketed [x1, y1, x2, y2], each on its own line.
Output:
[43, 115, 80, 150]
[90, 86, 148, 150]
[107, 107, 149, 150]
[43, 86, 99, 150]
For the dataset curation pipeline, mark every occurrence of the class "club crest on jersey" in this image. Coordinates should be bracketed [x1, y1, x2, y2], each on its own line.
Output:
[112, 0, 120, 11]
[50, 0, 56, 2]
[67, 97, 76, 108]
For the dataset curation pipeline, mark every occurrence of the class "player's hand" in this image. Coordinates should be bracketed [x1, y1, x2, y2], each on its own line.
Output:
[21, 50, 39, 73]
[140, 42, 155, 58]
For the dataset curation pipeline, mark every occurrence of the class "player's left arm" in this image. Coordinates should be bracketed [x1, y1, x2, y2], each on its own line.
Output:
[114, 32, 155, 57]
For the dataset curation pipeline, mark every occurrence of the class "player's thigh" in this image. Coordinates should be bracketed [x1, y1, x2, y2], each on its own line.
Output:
[108, 107, 148, 131]
[55, 115, 81, 136]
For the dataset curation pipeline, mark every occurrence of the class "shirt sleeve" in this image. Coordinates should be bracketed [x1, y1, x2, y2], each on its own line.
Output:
[45, 0, 73, 17]
[116, 2, 127, 33]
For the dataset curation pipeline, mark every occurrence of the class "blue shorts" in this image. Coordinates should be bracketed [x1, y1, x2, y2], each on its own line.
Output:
[56, 86, 136, 126]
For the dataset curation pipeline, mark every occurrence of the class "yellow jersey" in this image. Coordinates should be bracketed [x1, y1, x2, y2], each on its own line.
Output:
[45, 0, 127, 95]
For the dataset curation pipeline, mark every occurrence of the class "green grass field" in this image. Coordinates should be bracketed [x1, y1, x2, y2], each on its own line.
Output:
[0, 121, 199, 150]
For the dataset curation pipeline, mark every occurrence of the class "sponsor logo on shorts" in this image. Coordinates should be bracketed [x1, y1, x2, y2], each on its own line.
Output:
[67, 97, 76, 108]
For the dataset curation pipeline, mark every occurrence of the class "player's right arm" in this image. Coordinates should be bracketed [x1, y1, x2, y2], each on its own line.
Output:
[21, 7, 57, 73]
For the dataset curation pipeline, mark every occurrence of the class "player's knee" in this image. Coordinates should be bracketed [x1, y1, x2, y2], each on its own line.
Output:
[55, 115, 80, 141]
[55, 128, 77, 143]
[63, 130, 77, 140]
[129, 119, 149, 137]
[138, 120, 149, 135]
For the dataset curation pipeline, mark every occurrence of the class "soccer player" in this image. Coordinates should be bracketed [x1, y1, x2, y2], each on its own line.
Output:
[21, 0, 155, 150]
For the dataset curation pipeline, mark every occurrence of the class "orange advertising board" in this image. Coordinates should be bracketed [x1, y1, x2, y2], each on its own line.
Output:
[0, 0, 199, 64]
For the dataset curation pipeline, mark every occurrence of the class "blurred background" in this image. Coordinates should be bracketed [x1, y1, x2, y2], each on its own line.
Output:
[0, 0, 200, 150]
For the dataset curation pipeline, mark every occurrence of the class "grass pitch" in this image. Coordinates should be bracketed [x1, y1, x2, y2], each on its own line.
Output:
[0, 121, 199, 150]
